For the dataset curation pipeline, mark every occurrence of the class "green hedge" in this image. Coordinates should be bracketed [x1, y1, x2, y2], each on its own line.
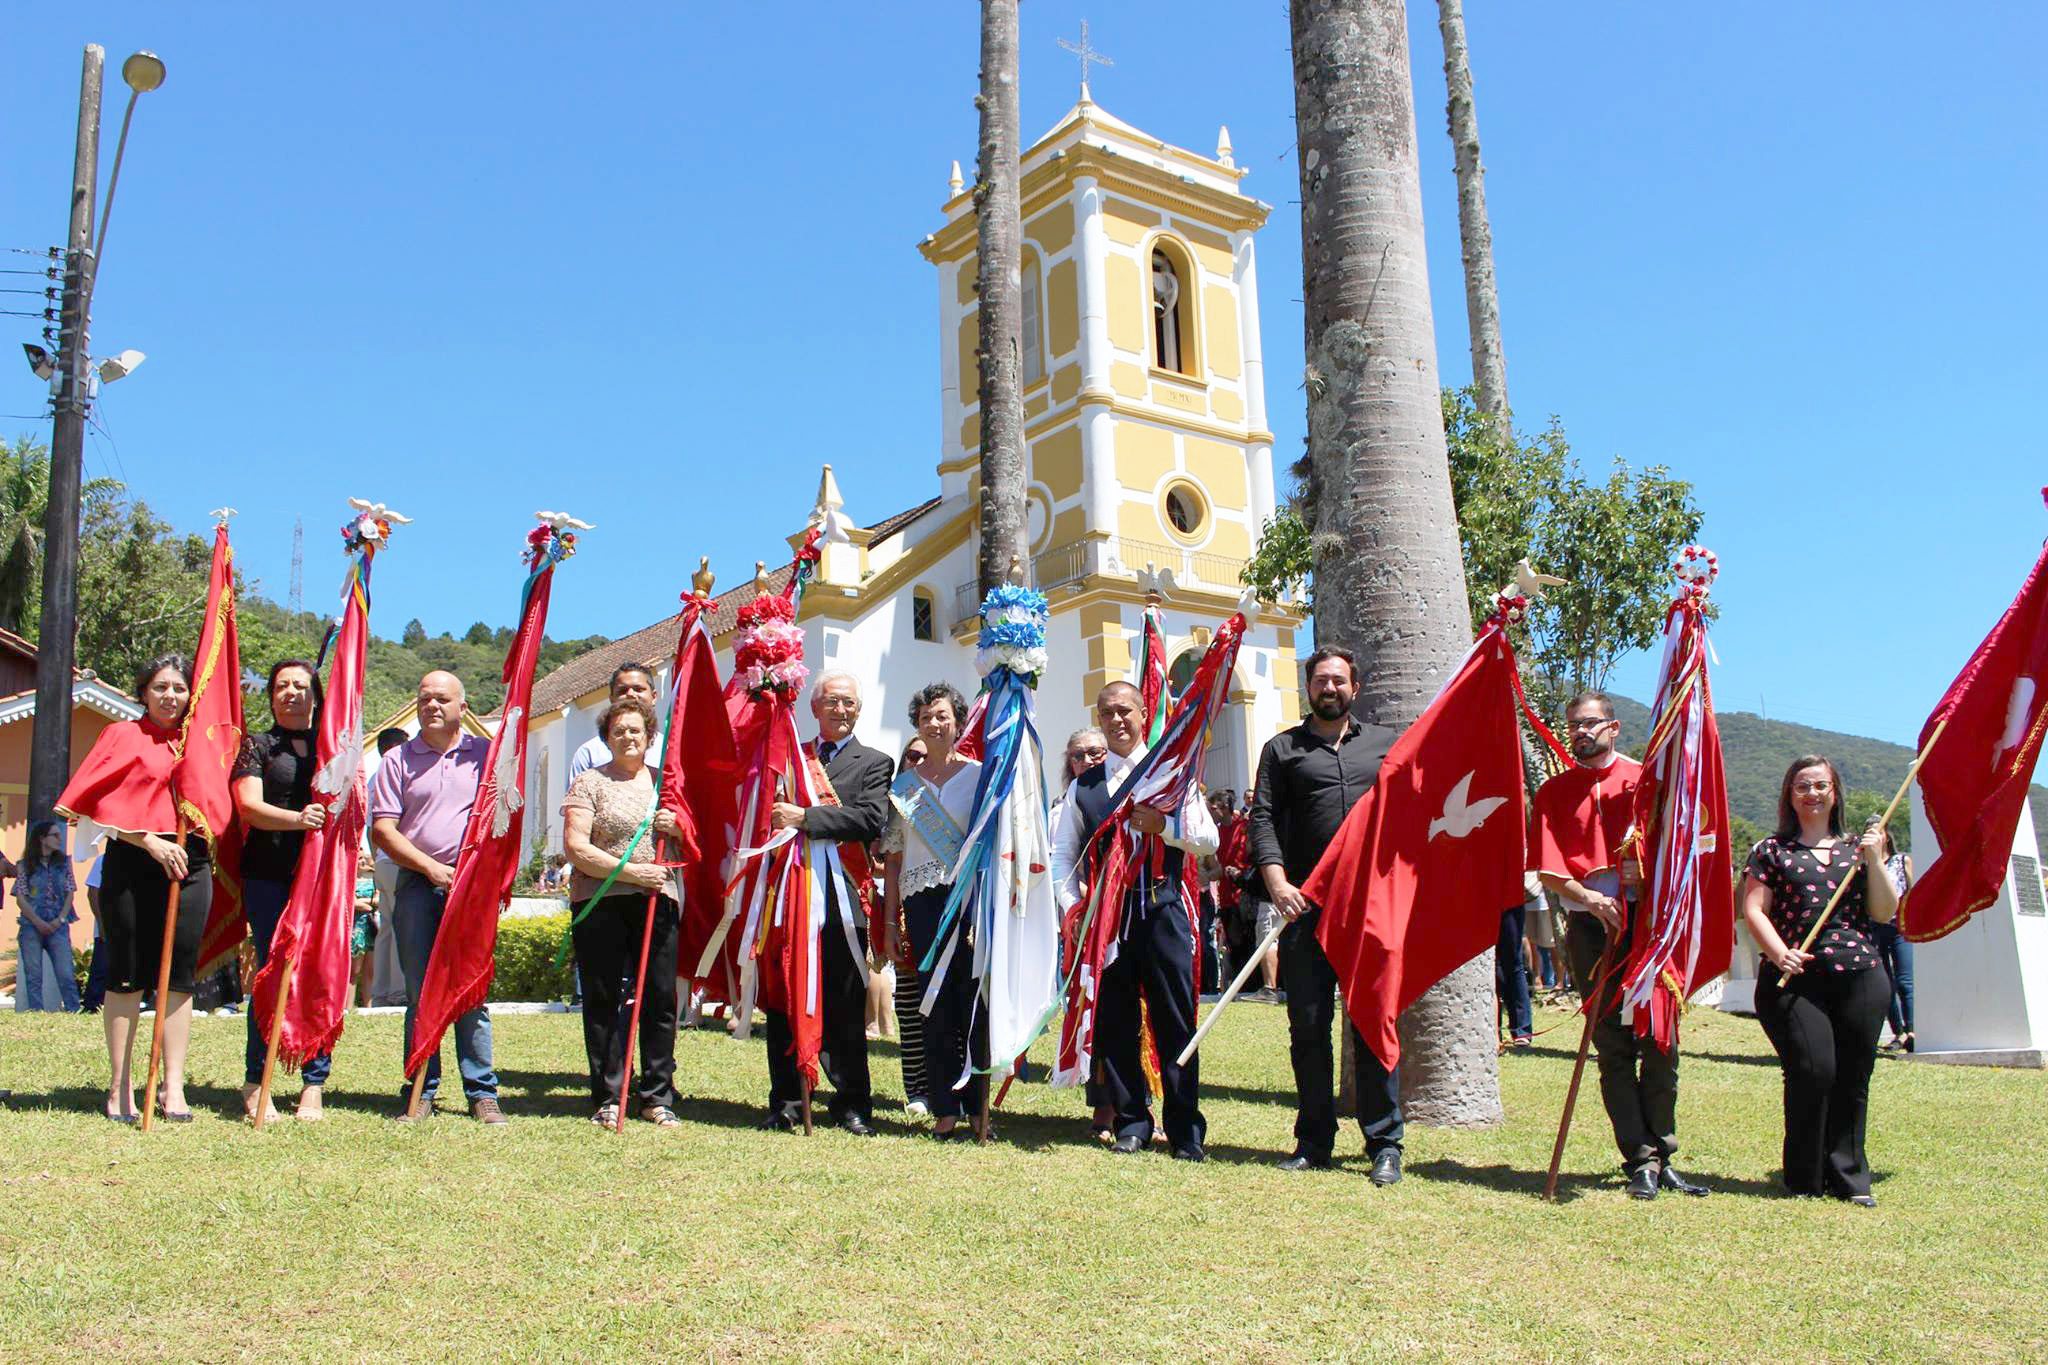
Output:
[57, 919, 576, 1006]
[491, 912, 577, 1003]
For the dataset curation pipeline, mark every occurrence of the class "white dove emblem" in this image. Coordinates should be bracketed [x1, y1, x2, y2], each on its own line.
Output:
[1429, 772, 1507, 841]
[535, 510, 595, 531]
[1995, 677, 2037, 770]
[346, 498, 413, 524]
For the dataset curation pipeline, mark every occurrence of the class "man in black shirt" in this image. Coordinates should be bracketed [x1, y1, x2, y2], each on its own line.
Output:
[1249, 646, 1403, 1181]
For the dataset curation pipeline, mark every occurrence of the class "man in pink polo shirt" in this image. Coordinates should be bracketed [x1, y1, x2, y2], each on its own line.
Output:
[368, 670, 503, 1123]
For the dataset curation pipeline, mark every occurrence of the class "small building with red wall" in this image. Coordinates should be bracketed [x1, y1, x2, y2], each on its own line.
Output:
[0, 627, 142, 996]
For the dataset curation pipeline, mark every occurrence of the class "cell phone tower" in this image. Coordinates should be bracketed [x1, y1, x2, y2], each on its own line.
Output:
[288, 517, 304, 616]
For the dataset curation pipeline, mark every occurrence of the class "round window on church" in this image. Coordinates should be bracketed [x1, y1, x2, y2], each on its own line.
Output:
[1161, 480, 1209, 543]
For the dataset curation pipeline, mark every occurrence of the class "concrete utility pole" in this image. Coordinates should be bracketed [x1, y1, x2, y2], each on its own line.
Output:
[27, 45, 104, 823]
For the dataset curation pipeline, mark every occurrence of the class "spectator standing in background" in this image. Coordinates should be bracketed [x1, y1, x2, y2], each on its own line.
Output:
[14, 820, 79, 1012]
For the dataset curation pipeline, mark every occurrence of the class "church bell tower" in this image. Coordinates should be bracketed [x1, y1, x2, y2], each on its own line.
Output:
[917, 91, 1291, 727]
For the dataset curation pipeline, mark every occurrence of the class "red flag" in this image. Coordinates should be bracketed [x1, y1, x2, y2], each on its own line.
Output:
[1900, 525, 2048, 942]
[661, 593, 742, 1002]
[249, 509, 387, 1064]
[405, 521, 576, 1077]
[1620, 548, 1734, 1050]
[696, 533, 831, 1085]
[177, 521, 247, 979]
[1138, 602, 1169, 746]
[1303, 622, 1528, 1074]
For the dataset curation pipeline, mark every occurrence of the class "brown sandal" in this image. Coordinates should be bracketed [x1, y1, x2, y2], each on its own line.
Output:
[639, 1104, 681, 1128]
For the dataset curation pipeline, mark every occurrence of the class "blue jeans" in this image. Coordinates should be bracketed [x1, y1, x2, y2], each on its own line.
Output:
[242, 878, 332, 1087]
[1535, 946, 1558, 989]
[1496, 906, 1533, 1039]
[394, 869, 497, 1102]
[16, 923, 79, 1011]
[1870, 921, 1914, 1039]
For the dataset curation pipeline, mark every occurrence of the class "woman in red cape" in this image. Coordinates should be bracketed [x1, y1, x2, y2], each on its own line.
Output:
[56, 654, 215, 1122]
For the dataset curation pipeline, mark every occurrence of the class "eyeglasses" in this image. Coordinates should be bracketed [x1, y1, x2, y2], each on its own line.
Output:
[1792, 780, 1834, 795]
[1567, 717, 1615, 731]
[1068, 747, 1107, 764]
[817, 697, 860, 712]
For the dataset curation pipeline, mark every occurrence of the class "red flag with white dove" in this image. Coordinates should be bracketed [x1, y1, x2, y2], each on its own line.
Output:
[1303, 609, 1534, 1074]
[1900, 513, 2048, 942]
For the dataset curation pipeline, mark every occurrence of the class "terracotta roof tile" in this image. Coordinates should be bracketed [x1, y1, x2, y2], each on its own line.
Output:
[524, 564, 793, 719]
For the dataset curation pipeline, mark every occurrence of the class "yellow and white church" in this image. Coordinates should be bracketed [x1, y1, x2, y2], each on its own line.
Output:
[517, 93, 1305, 853]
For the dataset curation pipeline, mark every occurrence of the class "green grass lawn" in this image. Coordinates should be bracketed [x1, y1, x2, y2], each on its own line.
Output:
[0, 998, 2042, 1362]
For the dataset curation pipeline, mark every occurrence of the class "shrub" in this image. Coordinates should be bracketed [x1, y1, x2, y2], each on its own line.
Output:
[490, 912, 575, 1003]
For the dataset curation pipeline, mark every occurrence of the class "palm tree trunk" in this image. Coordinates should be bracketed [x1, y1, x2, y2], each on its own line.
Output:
[1437, 0, 1508, 424]
[974, 0, 1027, 593]
[1292, 0, 1502, 1127]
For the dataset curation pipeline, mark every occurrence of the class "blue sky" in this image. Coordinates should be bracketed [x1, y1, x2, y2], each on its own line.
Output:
[8, 4, 2044, 746]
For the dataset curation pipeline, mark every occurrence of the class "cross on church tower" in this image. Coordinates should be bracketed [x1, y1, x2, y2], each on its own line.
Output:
[1057, 19, 1113, 102]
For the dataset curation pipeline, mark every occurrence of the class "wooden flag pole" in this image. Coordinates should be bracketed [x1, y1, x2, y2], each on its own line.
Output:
[139, 832, 187, 1134]
[1173, 916, 1286, 1068]
[991, 1050, 1028, 1109]
[252, 954, 298, 1131]
[612, 890, 662, 1134]
[406, 1060, 430, 1121]
[1775, 718, 1945, 987]
[1544, 932, 1619, 1202]
[800, 1075, 814, 1135]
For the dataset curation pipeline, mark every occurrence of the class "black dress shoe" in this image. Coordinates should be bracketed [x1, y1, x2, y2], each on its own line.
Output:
[1845, 1192, 1877, 1208]
[1170, 1142, 1206, 1163]
[1277, 1151, 1331, 1171]
[1110, 1134, 1144, 1155]
[1626, 1165, 1659, 1200]
[1660, 1166, 1710, 1197]
[837, 1113, 876, 1137]
[758, 1112, 799, 1132]
[1369, 1148, 1402, 1186]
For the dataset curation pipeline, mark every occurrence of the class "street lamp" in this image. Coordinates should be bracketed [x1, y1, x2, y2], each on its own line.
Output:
[122, 50, 166, 93]
[93, 51, 167, 270]
[25, 45, 166, 823]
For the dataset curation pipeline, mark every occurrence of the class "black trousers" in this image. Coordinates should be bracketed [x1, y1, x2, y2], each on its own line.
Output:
[100, 836, 211, 995]
[1754, 963, 1888, 1198]
[1096, 897, 1204, 1148]
[1279, 917, 1403, 1158]
[766, 905, 872, 1122]
[570, 892, 680, 1112]
[1564, 910, 1679, 1173]
[904, 886, 987, 1120]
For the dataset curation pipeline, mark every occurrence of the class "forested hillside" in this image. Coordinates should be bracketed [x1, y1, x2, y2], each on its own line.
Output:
[1606, 695, 2048, 856]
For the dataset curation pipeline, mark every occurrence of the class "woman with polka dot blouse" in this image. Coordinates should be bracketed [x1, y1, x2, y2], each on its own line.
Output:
[1740, 755, 1899, 1207]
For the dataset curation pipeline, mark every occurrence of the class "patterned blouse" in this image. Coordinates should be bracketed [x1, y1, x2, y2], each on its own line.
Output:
[561, 766, 673, 905]
[1745, 835, 1883, 974]
[15, 861, 78, 929]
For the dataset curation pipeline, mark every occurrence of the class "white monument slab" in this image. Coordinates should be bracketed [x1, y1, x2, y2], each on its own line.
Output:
[1906, 790, 2048, 1068]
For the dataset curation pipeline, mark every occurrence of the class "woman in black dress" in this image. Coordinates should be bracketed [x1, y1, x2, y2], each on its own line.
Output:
[1740, 754, 1898, 1206]
[232, 659, 329, 1123]
[55, 655, 213, 1122]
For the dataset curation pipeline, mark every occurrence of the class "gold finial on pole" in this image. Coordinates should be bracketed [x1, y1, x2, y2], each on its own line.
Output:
[752, 559, 770, 594]
[1007, 552, 1026, 586]
[690, 555, 716, 600]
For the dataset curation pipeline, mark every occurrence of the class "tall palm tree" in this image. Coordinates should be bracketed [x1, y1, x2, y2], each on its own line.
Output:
[1291, 0, 1502, 1125]
[0, 435, 121, 636]
[974, 0, 1027, 592]
[0, 437, 53, 633]
[1437, 0, 1509, 426]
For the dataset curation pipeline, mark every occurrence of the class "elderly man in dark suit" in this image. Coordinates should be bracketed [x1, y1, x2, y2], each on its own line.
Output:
[763, 670, 893, 1135]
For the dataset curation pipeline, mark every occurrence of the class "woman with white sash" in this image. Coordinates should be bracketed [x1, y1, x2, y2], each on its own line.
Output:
[880, 681, 983, 1140]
